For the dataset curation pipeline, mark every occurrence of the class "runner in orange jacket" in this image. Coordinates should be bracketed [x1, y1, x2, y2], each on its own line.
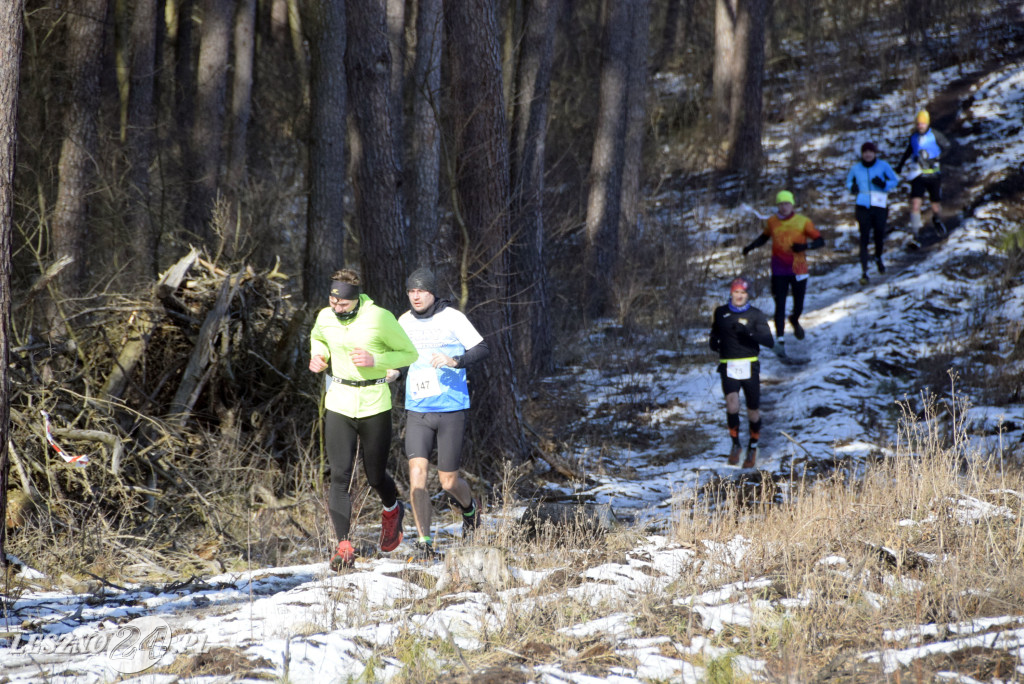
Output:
[742, 190, 824, 357]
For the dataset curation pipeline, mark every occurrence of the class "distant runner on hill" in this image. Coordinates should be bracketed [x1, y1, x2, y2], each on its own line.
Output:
[895, 109, 952, 246]
[709, 277, 774, 468]
[846, 141, 899, 284]
[742, 190, 824, 357]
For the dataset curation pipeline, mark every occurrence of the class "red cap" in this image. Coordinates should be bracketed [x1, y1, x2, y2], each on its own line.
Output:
[730, 277, 749, 292]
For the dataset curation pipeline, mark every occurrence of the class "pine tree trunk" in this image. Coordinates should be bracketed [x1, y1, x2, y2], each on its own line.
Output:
[409, 0, 442, 269]
[655, 0, 682, 70]
[445, 0, 528, 464]
[712, 0, 738, 135]
[714, 0, 766, 176]
[346, 0, 408, 312]
[270, 0, 288, 44]
[510, 0, 561, 377]
[501, 0, 524, 117]
[300, 0, 347, 305]
[52, 0, 108, 291]
[227, 0, 256, 194]
[725, 0, 767, 177]
[222, 0, 256, 258]
[173, 0, 197, 141]
[184, 0, 232, 242]
[620, 0, 650, 247]
[125, 0, 158, 280]
[583, 0, 633, 318]
[387, 0, 406, 130]
[0, 0, 24, 568]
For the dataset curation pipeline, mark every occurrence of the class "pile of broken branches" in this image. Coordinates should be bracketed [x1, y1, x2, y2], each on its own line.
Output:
[6, 249, 324, 577]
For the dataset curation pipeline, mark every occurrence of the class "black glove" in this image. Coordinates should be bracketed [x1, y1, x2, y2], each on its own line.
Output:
[849, 181, 858, 195]
[895, 164, 903, 175]
[742, 245, 752, 256]
[732, 320, 749, 336]
[871, 175, 886, 189]
[791, 242, 808, 253]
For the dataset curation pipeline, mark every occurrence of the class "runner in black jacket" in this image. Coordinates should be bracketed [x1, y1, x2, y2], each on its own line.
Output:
[709, 278, 775, 468]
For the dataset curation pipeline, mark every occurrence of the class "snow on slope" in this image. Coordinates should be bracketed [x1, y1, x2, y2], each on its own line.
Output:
[4, 35, 1024, 684]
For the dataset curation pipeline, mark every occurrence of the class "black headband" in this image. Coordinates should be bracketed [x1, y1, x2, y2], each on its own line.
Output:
[330, 281, 360, 300]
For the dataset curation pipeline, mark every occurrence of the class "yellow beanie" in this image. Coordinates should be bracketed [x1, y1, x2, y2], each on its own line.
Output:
[916, 109, 930, 125]
[776, 190, 795, 205]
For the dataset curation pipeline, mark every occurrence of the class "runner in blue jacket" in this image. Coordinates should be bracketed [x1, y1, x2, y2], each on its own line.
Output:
[895, 109, 952, 243]
[846, 141, 899, 284]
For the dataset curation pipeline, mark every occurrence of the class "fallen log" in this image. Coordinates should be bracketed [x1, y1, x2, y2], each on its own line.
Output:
[169, 272, 242, 424]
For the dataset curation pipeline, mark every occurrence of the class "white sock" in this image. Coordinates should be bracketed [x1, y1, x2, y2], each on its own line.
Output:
[910, 213, 922, 230]
[777, 336, 785, 344]
[383, 501, 398, 512]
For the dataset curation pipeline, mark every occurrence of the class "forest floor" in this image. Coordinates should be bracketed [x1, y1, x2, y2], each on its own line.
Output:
[3, 14, 1024, 684]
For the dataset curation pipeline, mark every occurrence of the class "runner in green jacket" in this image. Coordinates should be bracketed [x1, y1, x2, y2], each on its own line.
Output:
[309, 269, 418, 569]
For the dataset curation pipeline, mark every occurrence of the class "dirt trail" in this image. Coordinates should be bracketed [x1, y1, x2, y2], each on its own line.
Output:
[901, 6, 1024, 234]
[723, 40, 1024, 485]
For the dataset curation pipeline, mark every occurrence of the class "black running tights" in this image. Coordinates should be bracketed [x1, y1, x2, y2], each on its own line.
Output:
[856, 205, 888, 270]
[771, 275, 807, 337]
[324, 409, 398, 541]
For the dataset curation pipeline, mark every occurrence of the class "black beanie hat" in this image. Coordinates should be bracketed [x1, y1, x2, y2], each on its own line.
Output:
[406, 267, 437, 294]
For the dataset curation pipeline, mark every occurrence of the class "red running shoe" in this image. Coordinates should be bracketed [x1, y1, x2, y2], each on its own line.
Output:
[379, 503, 405, 552]
[330, 540, 355, 570]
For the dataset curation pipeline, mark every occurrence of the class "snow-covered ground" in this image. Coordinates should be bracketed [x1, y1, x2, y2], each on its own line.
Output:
[4, 27, 1024, 684]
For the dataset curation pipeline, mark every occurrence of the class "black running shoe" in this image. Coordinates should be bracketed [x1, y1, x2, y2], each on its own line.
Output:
[461, 498, 480, 538]
[933, 218, 947, 235]
[859, 274, 869, 286]
[728, 443, 742, 466]
[413, 540, 442, 562]
[788, 315, 805, 340]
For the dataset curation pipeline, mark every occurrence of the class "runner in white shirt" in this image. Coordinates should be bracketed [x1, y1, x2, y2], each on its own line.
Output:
[390, 268, 490, 558]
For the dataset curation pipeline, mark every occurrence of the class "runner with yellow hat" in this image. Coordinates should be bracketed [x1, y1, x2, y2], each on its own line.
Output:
[896, 108, 952, 246]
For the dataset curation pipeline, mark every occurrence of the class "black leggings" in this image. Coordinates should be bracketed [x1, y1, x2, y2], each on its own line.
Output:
[324, 409, 398, 541]
[856, 205, 887, 269]
[771, 275, 807, 337]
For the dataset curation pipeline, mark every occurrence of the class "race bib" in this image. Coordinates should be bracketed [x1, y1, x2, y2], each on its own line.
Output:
[726, 360, 752, 380]
[869, 190, 887, 208]
[795, 274, 809, 282]
[408, 366, 442, 399]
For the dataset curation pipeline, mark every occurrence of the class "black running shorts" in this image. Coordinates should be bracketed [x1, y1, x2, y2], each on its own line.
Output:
[405, 410, 467, 473]
[718, 361, 761, 410]
[910, 174, 942, 201]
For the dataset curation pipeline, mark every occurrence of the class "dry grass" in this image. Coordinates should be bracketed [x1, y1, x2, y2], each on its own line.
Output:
[670, 405, 1024, 680]
[349, 405, 1024, 682]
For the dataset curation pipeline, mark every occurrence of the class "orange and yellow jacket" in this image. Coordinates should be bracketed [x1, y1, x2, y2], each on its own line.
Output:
[759, 213, 822, 276]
